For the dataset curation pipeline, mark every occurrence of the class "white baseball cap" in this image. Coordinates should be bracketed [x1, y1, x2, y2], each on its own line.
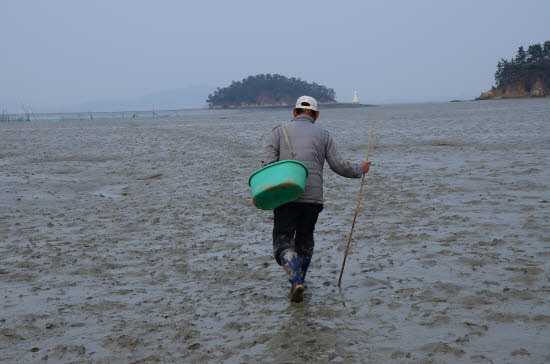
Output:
[295, 96, 318, 112]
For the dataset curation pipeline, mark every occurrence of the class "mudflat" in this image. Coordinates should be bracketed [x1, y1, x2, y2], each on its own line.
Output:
[1, 99, 549, 363]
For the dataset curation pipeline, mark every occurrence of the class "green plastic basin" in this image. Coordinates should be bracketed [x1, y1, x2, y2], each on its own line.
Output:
[248, 160, 308, 210]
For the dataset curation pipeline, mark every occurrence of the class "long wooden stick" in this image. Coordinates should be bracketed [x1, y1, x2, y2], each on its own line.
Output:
[338, 120, 375, 287]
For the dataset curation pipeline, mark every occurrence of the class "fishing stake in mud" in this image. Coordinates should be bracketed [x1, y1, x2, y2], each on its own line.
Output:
[338, 120, 375, 287]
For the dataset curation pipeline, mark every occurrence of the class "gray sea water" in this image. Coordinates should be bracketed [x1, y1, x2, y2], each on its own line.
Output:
[1, 99, 549, 363]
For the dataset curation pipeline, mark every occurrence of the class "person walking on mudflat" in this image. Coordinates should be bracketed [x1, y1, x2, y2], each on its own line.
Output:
[262, 96, 371, 302]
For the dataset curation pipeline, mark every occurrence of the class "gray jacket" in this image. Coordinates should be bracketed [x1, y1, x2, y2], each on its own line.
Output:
[262, 114, 363, 204]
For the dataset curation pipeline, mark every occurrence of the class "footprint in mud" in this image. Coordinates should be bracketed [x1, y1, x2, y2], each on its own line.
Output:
[504, 266, 543, 275]
[469, 354, 494, 362]
[459, 295, 493, 308]
[456, 256, 486, 271]
[92, 184, 129, 198]
[102, 335, 143, 351]
[433, 282, 464, 296]
[510, 348, 531, 357]
[419, 315, 451, 327]
[0, 328, 25, 341]
[484, 310, 527, 323]
[463, 321, 489, 337]
[532, 314, 550, 323]
[478, 238, 505, 246]
[390, 351, 411, 359]
[500, 288, 536, 301]
[420, 342, 465, 357]
[44, 344, 86, 361]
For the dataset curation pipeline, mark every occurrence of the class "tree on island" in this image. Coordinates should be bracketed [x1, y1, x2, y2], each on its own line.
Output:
[493, 41, 550, 89]
[206, 74, 336, 108]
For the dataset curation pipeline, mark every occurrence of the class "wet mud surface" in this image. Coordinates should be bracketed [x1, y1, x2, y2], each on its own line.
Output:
[1, 99, 549, 363]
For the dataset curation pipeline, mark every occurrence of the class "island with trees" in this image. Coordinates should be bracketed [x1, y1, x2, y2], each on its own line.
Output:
[206, 74, 366, 109]
[477, 41, 550, 100]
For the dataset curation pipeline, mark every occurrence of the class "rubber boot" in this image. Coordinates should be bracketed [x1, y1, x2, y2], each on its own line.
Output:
[279, 249, 304, 302]
[299, 255, 311, 289]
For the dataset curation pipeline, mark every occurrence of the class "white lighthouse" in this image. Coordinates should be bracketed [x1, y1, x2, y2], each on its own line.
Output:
[352, 89, 360, 104]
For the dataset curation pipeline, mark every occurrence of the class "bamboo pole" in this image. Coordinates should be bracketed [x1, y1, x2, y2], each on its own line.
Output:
[338, 120, 375, 287]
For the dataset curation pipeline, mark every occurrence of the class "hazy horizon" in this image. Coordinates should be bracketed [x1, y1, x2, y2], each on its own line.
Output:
[1, 0, 549, 112]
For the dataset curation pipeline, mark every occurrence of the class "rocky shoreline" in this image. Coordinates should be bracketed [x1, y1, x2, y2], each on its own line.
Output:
[476, 75, 549, 100]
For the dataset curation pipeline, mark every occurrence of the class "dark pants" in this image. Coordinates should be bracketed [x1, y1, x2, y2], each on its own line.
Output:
[273, 202, 323, 266]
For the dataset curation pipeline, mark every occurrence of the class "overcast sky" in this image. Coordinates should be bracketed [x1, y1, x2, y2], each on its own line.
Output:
[1, 0, 549, 111]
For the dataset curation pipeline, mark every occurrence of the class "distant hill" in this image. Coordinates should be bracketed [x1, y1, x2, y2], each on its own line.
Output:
[477, 41, 550, 100]
[60, 85, 214, 112]
[207, 74, 336, 108]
